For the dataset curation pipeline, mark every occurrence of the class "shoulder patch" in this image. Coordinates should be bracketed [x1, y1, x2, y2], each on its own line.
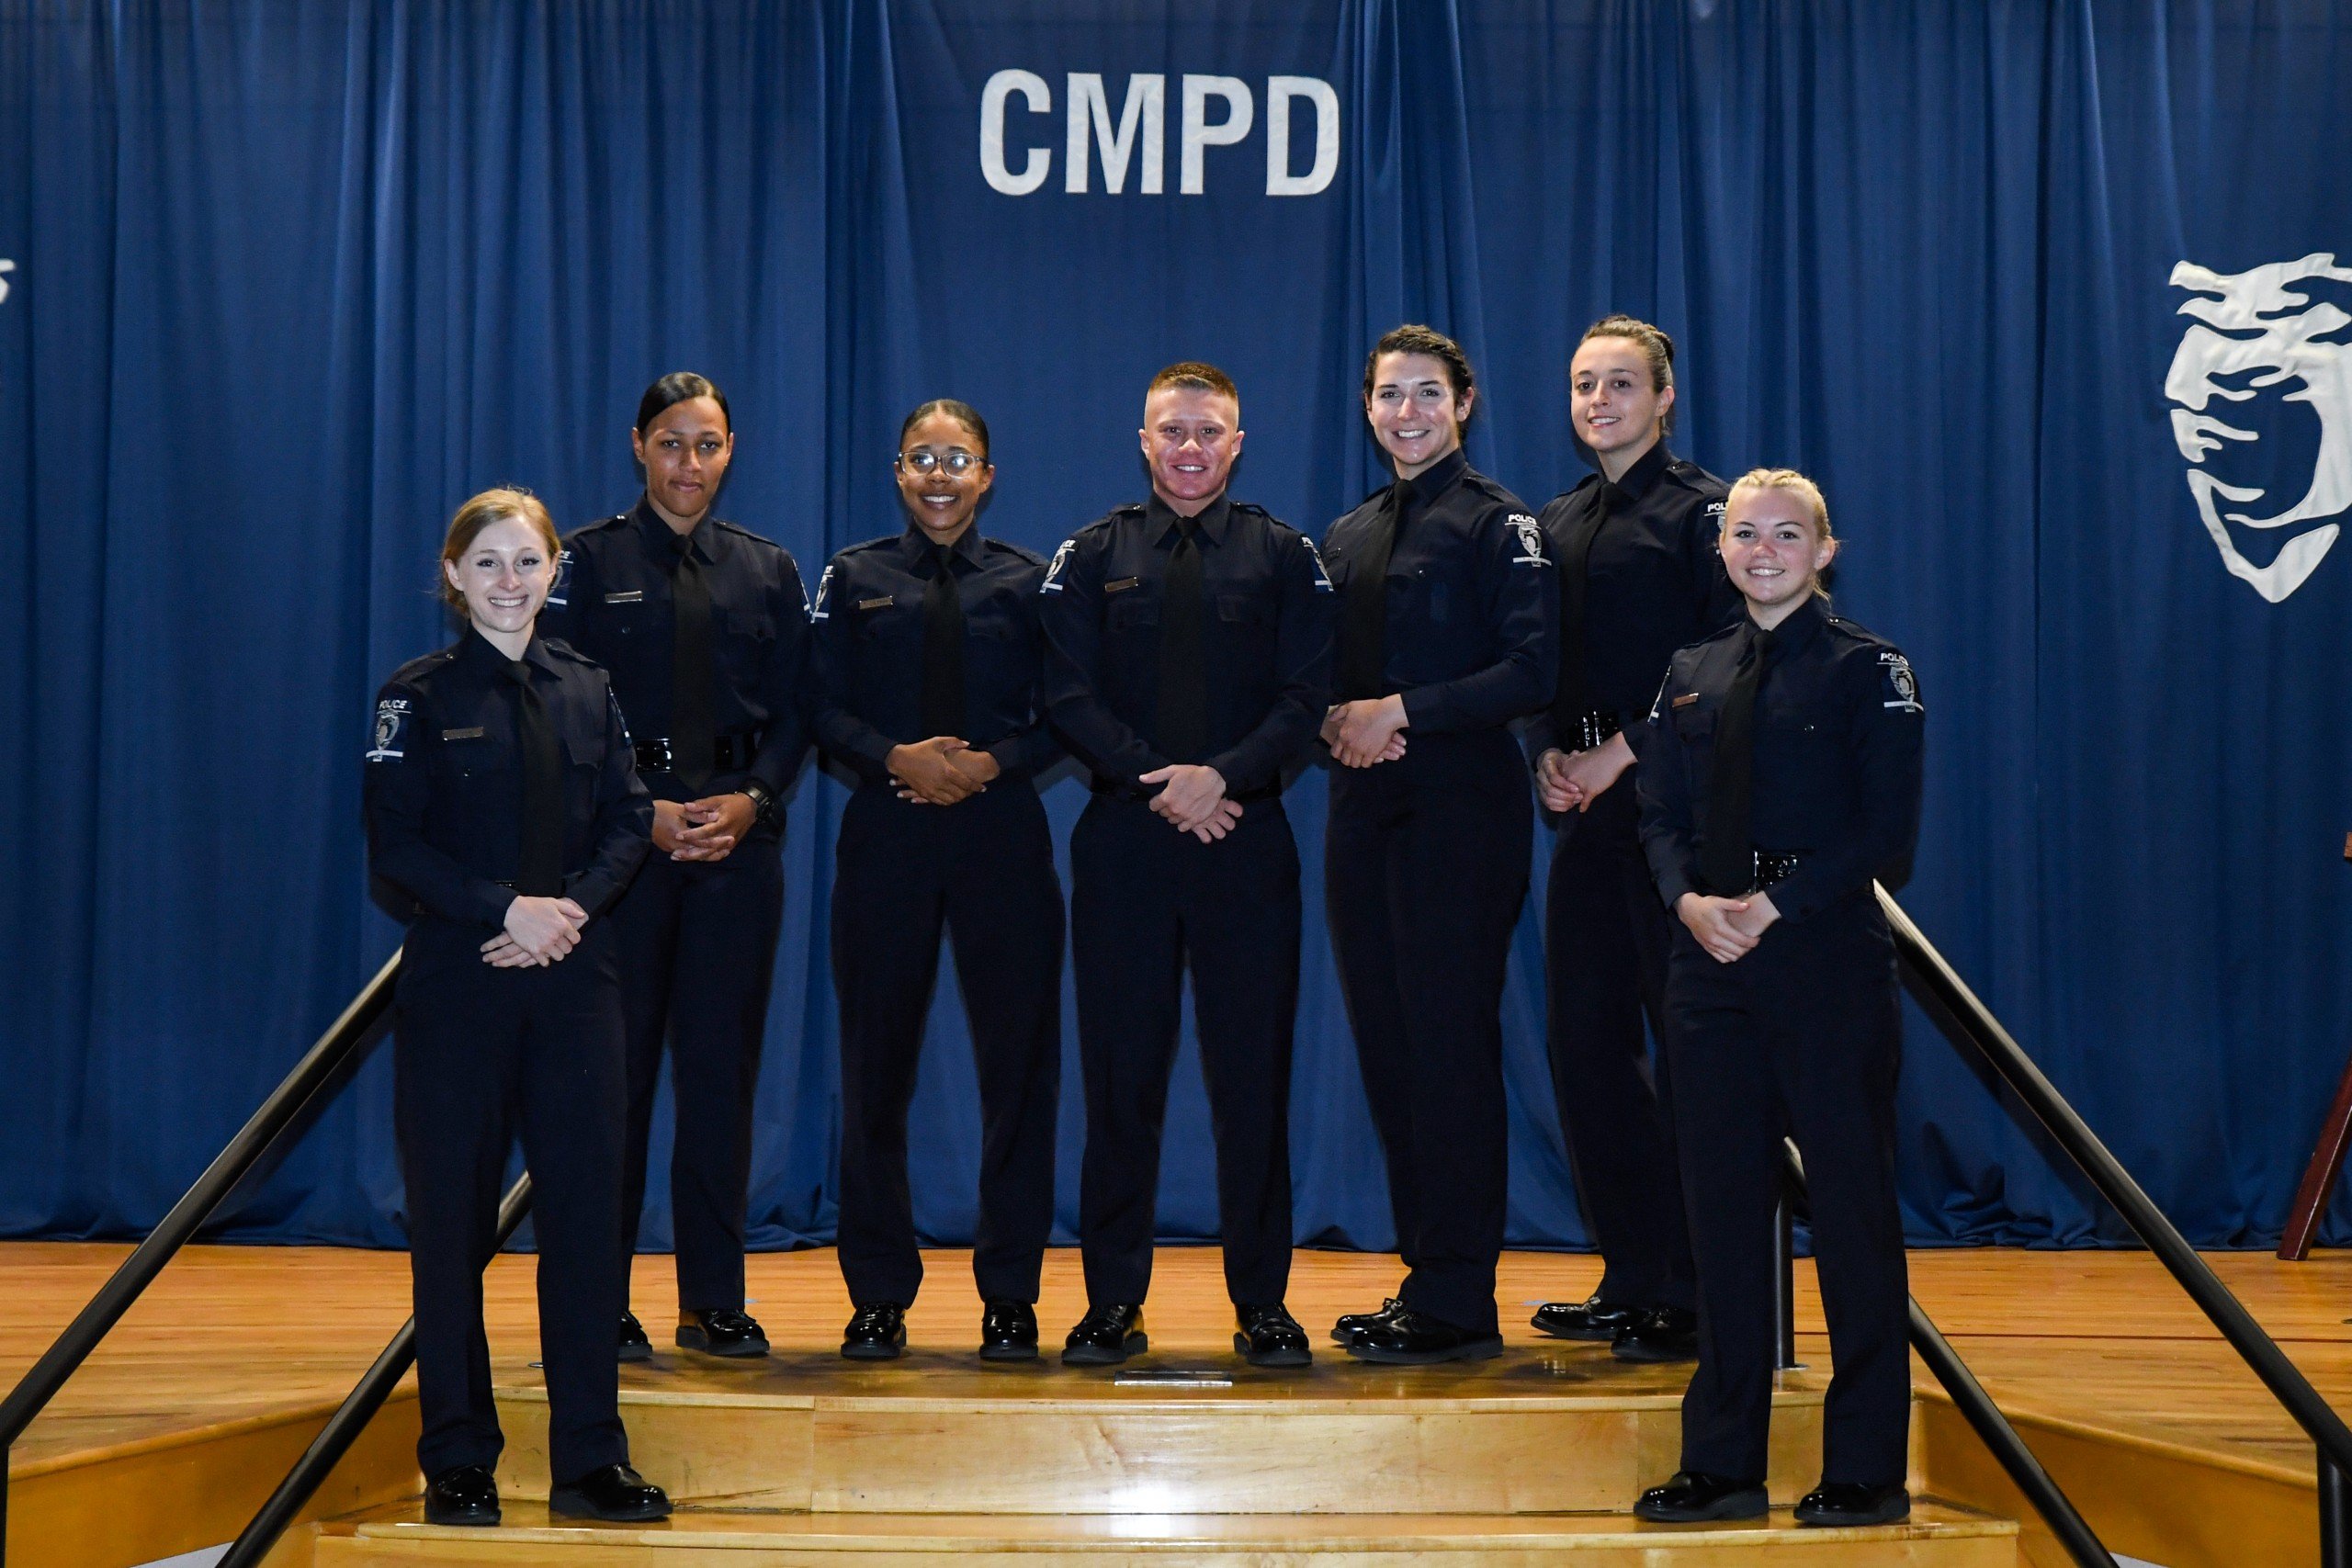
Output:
[1878, 650, 1924, 714]
[367, 696, 413, 762]
[546, 547, 574, 607]
[1506, 513, 1551, 567]
[810, 562, 834, 620]
[1300, 536, 1336, 592]
[1040, 537, 1079, 593]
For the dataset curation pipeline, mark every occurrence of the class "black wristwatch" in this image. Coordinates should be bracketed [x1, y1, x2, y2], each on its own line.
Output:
[737, 777, 779, 827]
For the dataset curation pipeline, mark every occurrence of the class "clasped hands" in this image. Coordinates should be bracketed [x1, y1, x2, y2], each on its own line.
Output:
[1321, 695, 1409, 769]
[888, 736, 1001, 806]
[1677, 890, 1781, 964]
[481, 894, 590, 967]
[1140, 762, 1239, 842]
[653, 794, 757, 863]
[1533, 732, 1636, 815]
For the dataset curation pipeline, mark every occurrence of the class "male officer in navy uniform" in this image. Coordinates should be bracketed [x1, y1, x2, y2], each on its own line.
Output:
[539, 373, 810, 1361]
[1038, 362, 1335, 1368]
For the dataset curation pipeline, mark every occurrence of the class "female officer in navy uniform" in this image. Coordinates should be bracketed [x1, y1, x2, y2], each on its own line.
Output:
[809, 400, 1064, 1362]
[365, 489, 668, 1527]
[1526, 317, 1739, 1362]
[540, 373, 811, 1364]
[1320, 325, 1555, 1363]
[1632, 469, 1923, 1529]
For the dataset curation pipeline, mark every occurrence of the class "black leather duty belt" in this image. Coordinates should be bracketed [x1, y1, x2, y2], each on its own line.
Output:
[1561, 709, 1622, 751]
[1748, 851, 1801, 892]
[1091, 775, 1281, 807]
[634, 731, 762, 774]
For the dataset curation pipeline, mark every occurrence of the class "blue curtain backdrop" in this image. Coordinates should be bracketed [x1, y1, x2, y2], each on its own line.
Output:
[5, 0, 2350, 1254]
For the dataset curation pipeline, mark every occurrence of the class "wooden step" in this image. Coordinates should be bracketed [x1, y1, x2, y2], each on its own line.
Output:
[314, 1499, 2018, 1566]
[487, 1347, 1829, 1513]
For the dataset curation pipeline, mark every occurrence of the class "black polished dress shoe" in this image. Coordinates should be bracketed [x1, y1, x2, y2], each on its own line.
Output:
[1234, 1302, 1312, 1367]
[424, 1464, 501, 1527]
[1611, 1304, 1699, 1363]
[617, 1310, 653, 1364]
[548, 1461, 672, 1522]
[1345, 1308, 1506, 1365]
[1632, 1470, 1768, 1522]
[978, 1299, 1039, 1361]
[1794, 1481, 1911, 1526]
[1062, 1303, 1148, 1365]
[1329, 1296, 1406, 1347]
[842, 1302, 908, 1360]
[676, 1306, 770, 1359]
[1530, 1293, 1644, 1342]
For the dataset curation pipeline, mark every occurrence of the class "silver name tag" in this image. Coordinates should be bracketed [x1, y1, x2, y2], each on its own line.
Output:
[603, 590, 645, 604]
[442, 727, 485, 740]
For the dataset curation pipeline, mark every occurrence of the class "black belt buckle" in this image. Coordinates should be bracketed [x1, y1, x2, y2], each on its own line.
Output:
[1572, 710, 1621, 751]
[633, 737, 674, 773]
[1753, 851, 1800, 890]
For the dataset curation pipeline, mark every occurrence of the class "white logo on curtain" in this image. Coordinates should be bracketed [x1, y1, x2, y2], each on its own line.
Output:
[2166, 254, 2352, 601]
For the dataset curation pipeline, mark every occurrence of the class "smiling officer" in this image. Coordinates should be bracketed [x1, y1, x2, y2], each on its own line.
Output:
[539, 372, 811, 1365]
[1039, 362, 1334, 1369]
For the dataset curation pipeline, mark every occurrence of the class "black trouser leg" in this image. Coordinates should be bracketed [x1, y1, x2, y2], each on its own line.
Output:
[664, 844, 785, 1310]
[396, 939, 523, 1480]
[1378, 737, 1527, 1335]
[1764, 908, 1909, 1485]
[1070, 797, 1187, 1308]
[1544, 781, 1694, 1309]
[1182, 806, 1302, 1307]
[831, 790, 948, 1308]
[1324, 767, 1420, 1276]
[943, 789, 1065, 1304]
[610, 857, 684, 1295]
[513, 934, 630, 1482]
[1663, 937, 1781, 1483]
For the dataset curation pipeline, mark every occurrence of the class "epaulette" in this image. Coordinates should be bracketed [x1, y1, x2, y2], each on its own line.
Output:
[1823, 613, 1899, 653]
[836, 532, 904, 558]
[1545, 474, 1602, 509]
[713, 518, 786, 551]
[386, 646, 460, 686]
[984, 536, 1050, 568]
[564, 512, 633, 547]
[538, 636, 598, 666]
[1662, 458, 1730, 497]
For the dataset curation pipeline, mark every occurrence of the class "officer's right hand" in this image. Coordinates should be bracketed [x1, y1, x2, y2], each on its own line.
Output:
[1534, 749, 1581, 813]
[497, 895, 588, 964]
[1182, 798, 1245, 844]
[888, 737, 984, 806]
[1677, 892, 1760, 964]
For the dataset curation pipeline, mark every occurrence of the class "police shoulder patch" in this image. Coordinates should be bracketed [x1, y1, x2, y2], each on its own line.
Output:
[1506, 512, 1551, 566]
[1299, 535, 1336, 592]
[1878, 649, 1924, 714]
[1039, 536, 1080, 593]
[810, 562, 835, 620]
[367, 696, 413, 762]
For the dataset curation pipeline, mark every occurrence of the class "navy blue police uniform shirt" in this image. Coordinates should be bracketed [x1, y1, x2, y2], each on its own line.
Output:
[538, 500, 811, 818]
[1528, 443, 1740, 753]
[1319, 448, 1556, 728]
[364, 627, 653, 928]
[1038, 493, 1336, 793]
[808, 524, 1062, 784]
[1635, 595, 1926, 921]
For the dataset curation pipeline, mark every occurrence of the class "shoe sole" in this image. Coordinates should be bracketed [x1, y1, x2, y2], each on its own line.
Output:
[616, 1342, 653, 1363]
[840, 1338, 906, 1360]
[1345, 1334, 1506, 1366]
[548, 1493, 672, 1523]
[1634, 1490, 1769, 1523]
[1329, 1326, 1371, 1347]
[1062, 1330, 1148, 1366]
[1235, 1332, 1312, 1367]
[423, 1506, 501, 1528]
[978, 1341, 1040, 1362]
[1530, 1320, 1622, 1342]
[1610, 1340, 1699, 1363]
[677, 1329, 771, 1359]
[1795, 1502, 1911, 1527]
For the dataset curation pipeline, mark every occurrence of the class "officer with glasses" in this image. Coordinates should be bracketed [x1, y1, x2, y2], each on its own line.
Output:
[809, 399, 1065, 1362]
[540, 371, 812, 1365]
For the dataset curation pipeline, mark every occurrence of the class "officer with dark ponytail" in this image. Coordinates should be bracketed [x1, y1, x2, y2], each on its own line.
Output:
[1526, 316, 1738, 1363]
[1633, 469, 1923, 1529]
[810, 399, 1065, 1363]
[540, 373, 812, 1363]
[365, 490, 667, 1526]
[1320, 325, 1556, 1364]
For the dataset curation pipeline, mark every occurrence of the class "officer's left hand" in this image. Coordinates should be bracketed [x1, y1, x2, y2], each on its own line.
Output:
[1141, 763, 1228, 833]
[1724, 890, 1781, 941]
[672, 794, 753, 863]
[1557, 733, 1637, 811]
[944, 747, 1001, 793]
[1329, 696, 1409, 768]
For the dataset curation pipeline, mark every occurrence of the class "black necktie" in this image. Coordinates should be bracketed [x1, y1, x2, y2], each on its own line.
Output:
[1157, 519, 1208, 762]
[1337, 486, 1403, 701]
[510, 660, 566, 897]
[1549, 484, 1617, 739]
[670, 542, 715, 793]
[1700, 623, 1772, 897]
[920, 543, 967, 739]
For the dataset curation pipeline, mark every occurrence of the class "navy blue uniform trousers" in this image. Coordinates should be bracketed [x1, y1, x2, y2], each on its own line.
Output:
[395, 919, 628, 1484]
[1665, 890, 1909, 1486]
[1544, 779, 1696, 1310]
[831, 784, 1064, 1307]
[611, 839, 785, 1312]
[1071, 793, 1301, 1308]
[1326, 729, 1531, 1337]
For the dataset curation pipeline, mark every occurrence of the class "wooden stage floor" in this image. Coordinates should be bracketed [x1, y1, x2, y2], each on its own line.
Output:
[5, 1241, 2345, 1565]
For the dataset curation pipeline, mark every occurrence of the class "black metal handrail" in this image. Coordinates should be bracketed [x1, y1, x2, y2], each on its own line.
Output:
[1778, 1141, 2117, 1567]
[1879, 883, 2352, 1564]
[0, 948, 404, 1564]
[215, 1172, 534, 1568]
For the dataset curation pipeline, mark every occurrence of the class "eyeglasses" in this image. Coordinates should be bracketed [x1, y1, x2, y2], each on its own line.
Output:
[897, 448, 985, 477]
